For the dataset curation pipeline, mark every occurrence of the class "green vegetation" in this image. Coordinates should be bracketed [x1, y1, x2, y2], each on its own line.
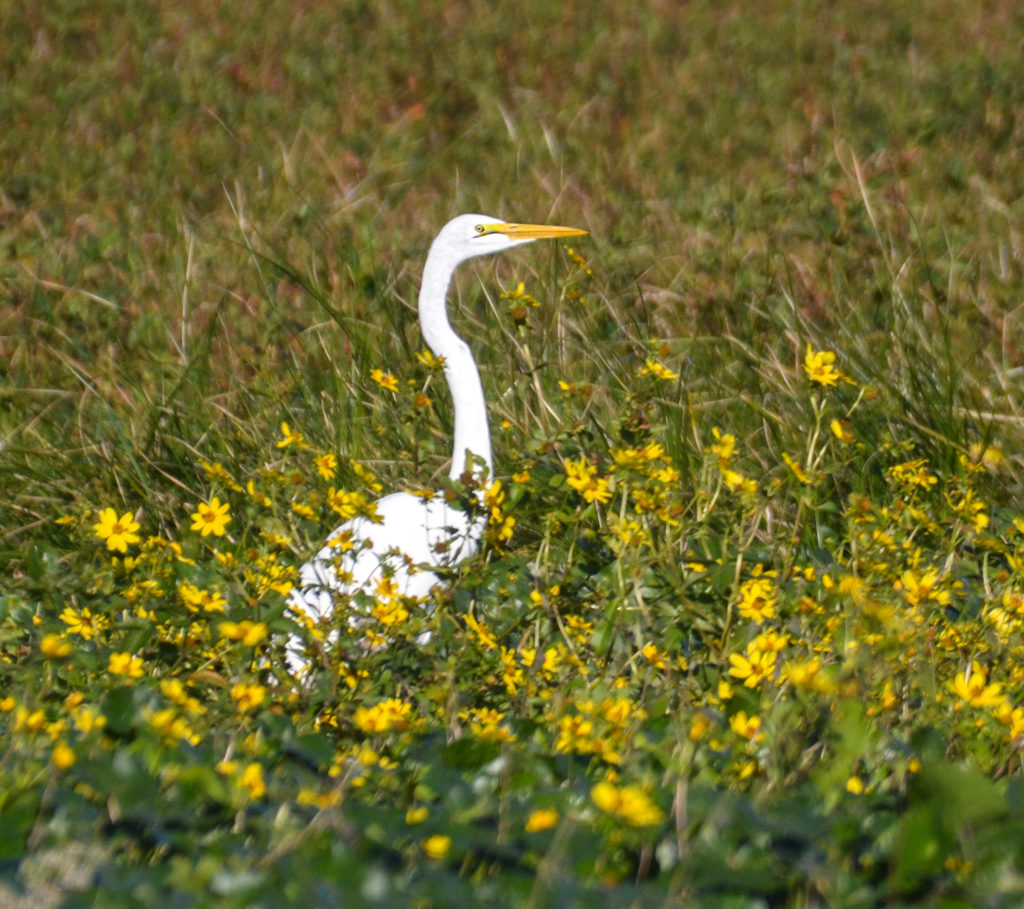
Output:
[3, 1, 1024, 905]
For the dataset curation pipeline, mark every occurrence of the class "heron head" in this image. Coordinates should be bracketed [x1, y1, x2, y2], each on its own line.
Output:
[434, 213, 587, 265]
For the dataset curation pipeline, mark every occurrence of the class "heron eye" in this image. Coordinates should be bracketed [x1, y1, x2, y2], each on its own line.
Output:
[474, 224, 486, 235]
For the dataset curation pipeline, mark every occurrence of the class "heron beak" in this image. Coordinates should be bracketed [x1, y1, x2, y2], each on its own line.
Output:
[488, 222, 588, 240]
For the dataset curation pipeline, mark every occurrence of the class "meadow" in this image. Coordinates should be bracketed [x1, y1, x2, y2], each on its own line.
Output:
[3, 1, 1024, 905]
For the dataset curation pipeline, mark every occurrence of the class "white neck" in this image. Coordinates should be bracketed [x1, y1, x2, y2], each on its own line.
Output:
[418, 250, 493, 483]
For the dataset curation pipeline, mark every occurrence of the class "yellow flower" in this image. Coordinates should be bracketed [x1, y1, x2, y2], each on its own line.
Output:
[370, 368, 399, 393]
[994, 702, 1024, 741]
[40, 633, 72, 659]
[896, 569, 950, 607]
[729, 711, 764, 742]
[464, 613, 498, 650]
[525, 807, 559, 833]
[108, 652, 144, 679]
[782, 452, 812, 485]
[406, 806, 429, 825]
[421, 835, 451, 859]
[93, 507, 141, 553]
[230, 683, 266, 712]
[178, 582, 226, 613]
[948, 489, 989, 533]
[640, 358, 679, 381]
[591, 781, 663, 827]
[190, 497, 231, 537]
[239, 762, 266, 799]
[218, 620, 269, 646]
[950, 662, 1004, 709]
[200, 460, 242, 490]
[148, 708, 201, 746]
[276, 421, 306, 449]
[353, 698, 413, 734]
[721, 468, 756, 496]
[803, 344, 840, 386]
[328, 488, 375, 522]
[314, 452, 338, 481]
[464, 707, 518, 744]
[966, 443, 1005, 473]
[610, 515, 647, 549]
[641, 643, 666, 669]
[72, 705, 106, 733]
[60, 607, 105, 641]
[736, 576, 777, 624]
[709, 427, 736, 466]
[500, 646, 524, 694]
[246, 479, 272, 507]
[783, 658, 832, 693]
[728, 648, 778, 689]
[371, 597, 410, 627]
[415, 349, 444, 369]
[888, 458, 937, 491]
[830, 419, 854, 443]
[554, 713, 595, 755]
[752, 629, 788, 654]
[564, 457, 612, 504]
[689, 713, 713, 741]
[52, 741, 76, 770]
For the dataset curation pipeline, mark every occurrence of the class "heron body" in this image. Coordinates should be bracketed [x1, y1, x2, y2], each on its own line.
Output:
[287, 213, 587, 674]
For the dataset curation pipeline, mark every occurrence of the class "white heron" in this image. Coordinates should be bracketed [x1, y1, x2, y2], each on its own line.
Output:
[287, 214, 587, 673]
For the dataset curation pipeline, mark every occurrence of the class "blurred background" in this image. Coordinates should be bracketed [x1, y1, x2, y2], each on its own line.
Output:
[2, 0, 1023, 508]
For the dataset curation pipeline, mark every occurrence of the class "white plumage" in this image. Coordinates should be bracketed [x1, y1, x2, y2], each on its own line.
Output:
[287, 213, 587, 674]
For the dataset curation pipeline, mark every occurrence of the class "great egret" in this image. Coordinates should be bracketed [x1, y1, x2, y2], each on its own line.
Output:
[287, 214, 587, 673]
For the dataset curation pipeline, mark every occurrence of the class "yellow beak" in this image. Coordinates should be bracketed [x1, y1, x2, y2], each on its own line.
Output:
[486, 222, 588, 240]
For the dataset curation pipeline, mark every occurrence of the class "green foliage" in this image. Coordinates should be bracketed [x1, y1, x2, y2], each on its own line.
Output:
[3, 0, 1024, 905]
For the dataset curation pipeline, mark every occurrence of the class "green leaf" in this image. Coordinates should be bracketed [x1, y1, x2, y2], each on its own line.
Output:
[0, 788, 42, 862]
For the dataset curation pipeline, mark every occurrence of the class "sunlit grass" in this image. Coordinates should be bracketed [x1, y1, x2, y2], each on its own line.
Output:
[3, 0, 1024, 905]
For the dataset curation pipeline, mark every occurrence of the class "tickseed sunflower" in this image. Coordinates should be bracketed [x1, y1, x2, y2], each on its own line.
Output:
[565, 457, 612, 504]
[370, 368, 399, 393]
[52, 741, 76, 770]
[640, 358, 679, 381]
[736, 576, 778, 623]
[803, 344, 841, 386]
[231, 683, 266, 712]
[831, 418, 854, 443]
[591, 780, 664, 827]
[406, 806, 429, 825]
[60, 606, 107, 640]
[353, 698, 413, 734]
[421, 835, 451, 859]
[190, 497, 231, 537]
[40, 633, 72, 659]
[218, 620, 268, 646]
[728, 646, 778, 689]
[238, 762, 267, 799]
[276, 421, 307, 450]
[729, 711, 763, 742]
[710, 427, 736, 465]
[314, 451, 338, 480]
[93, 507, 141, 553]
[525, 807, 559, 833]
[108, 652, 145, 679]
[951, 662, 1004, 709]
